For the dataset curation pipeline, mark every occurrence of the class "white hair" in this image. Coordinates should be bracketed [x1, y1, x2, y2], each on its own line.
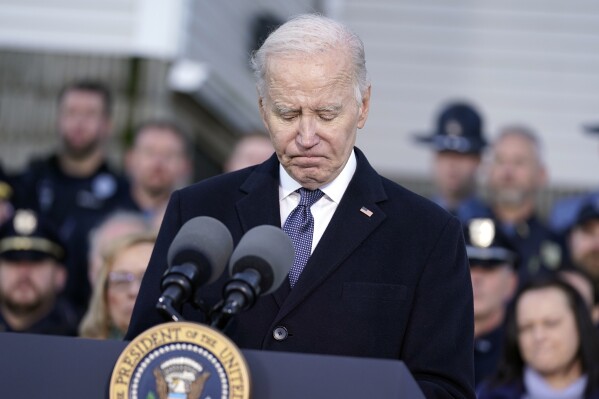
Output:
[250, 14, 370, 104]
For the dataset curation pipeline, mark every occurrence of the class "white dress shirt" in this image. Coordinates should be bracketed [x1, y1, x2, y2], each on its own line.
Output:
[279, 150, 357, 254]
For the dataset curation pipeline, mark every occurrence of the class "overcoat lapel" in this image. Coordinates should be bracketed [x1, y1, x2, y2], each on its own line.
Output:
[235, 154, 281, 232]
[235, 155, 291, 306]
[275, 148, 388, 320]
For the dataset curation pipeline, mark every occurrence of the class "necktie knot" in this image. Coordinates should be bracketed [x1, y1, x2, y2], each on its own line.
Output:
[298, 188, 324, 208]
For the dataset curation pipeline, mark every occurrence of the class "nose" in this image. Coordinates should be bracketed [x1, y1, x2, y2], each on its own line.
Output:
[297, 115, 319, 149]
[530, 325, 546, 342]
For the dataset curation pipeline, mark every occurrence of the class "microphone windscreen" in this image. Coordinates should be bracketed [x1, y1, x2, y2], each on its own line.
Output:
[167, 216, 233, 285]
[229, 225, 294, 295]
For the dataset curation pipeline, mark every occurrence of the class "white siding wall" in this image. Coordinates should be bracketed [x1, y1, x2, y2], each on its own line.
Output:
[0, 0, 184, 58]
[337, 0, 599, 187]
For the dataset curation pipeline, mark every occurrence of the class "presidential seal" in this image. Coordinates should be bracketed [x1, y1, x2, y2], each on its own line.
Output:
[110, 322, 251, 399]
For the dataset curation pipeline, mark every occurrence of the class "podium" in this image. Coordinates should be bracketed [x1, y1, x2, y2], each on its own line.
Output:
[0, 332, 425, 398]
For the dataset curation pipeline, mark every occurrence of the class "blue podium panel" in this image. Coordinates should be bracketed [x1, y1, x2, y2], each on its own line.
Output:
[0, 332, 424, 399]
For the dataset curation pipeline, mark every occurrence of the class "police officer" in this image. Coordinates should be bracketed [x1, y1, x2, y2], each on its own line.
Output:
[0, 209, 78, 335]
[485, 125, 562, 285]
[413, 101, 489, 220]
[464, 217, 518, 387]
[17, 81, 130, 314]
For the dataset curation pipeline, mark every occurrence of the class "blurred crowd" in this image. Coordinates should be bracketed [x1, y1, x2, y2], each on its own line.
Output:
[0, 80, 274, 339]
[1, 80, 599, 396]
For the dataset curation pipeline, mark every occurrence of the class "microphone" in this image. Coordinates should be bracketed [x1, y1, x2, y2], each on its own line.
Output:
[156, 216, 233, 322]
[210, 225, 294, 329]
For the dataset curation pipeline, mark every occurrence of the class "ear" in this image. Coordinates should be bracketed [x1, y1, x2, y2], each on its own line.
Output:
[357, 85, 371, 129]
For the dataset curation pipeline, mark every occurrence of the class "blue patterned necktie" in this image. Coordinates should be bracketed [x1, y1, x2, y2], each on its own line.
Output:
[283, 188, 325, 287]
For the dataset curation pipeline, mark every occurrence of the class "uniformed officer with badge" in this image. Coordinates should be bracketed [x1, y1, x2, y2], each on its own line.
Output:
[484, 125, 562, 285]
[0, 209, 79, 335]
[464, 217, 518, 387]
[413, 101, 490, 221]
[16, 81, 131, 315]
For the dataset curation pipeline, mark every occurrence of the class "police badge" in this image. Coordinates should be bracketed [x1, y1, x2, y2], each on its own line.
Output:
[110, 322, 251, 399]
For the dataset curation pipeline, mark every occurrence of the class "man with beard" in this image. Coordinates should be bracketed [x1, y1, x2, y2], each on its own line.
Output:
[485, 126, 562, 285]
[568, 197, 599, 311]
[413, 101, 489, 220]
[122, 120, 192, 228]
[17, 80, 129, 316]
[0, 209, 78, 335]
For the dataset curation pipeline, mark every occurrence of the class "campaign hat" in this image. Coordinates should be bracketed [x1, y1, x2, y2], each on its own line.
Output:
[414, 102, 487, 154]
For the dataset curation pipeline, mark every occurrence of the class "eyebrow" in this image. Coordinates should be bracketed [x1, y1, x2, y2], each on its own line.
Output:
[272, 104, 298, 114]
[272, 104, 342, 114]
[315, 104, 342, 113]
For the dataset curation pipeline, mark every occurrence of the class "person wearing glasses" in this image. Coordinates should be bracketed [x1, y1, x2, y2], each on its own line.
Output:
[79, 231, 155, 339]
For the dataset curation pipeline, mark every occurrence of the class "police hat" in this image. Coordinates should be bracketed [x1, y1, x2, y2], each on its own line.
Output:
[463, 218, 517, 268]
[573, 196, 599, 229]
[414, 102, 487, 154]
[0, 209, 66, 263]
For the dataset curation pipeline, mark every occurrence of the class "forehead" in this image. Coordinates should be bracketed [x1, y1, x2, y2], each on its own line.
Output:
[0, 258, 56, 269]
[264, 50, 354, 101]
[61, 89, 105, 108]
[136, 127, 182, 145]
[111, 243, 153, 268]
[494, 134, 536, 156]
[517, 287, 570, 316]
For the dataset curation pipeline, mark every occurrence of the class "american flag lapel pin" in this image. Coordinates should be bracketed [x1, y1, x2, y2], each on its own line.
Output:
[360, 206, 373, 217]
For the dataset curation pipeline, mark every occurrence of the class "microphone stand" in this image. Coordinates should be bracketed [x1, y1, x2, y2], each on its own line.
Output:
[209, 270, 261, 331]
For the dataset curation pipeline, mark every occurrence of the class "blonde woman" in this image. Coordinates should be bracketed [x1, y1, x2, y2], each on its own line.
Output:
[79, 231, 156, 339]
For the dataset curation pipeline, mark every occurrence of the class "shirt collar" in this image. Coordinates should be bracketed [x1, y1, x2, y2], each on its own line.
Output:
[279, 150, 357, 204]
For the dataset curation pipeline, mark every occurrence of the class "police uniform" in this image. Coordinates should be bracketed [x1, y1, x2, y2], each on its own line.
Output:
[463, 218, 518, 387]
[413, 102, 489, 219]
[0, 209, 79, 336]
[497, 215, 563, 286]
[16, 155, 131, 313]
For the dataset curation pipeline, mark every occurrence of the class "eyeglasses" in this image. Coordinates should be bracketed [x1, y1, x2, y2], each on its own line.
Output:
[107, 271, 145, 291]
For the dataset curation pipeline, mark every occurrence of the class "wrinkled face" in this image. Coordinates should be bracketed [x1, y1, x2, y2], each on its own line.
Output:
[259, 50, 370, 190]
[433, 152, 481, 199]
[470, 265, 516, 320]
[106, 243, 153, 334]
[569, 220, 599, 280]
[488, 134, 545, 207]
[58, 90, 111, 159]
[517, 287, 580, 378]
[0, 259, 64, 314]
[127, 128, 190, 196]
